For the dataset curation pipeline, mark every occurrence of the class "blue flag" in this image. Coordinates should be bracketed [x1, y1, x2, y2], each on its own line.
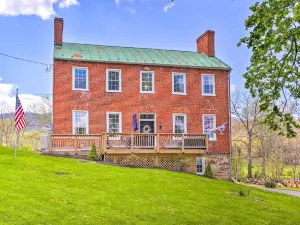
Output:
[133, 113, 139, 131]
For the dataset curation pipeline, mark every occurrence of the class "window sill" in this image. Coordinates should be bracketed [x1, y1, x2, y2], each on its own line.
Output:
[196, 172, 204, 175]
[140, 91, 155, 94]
[72, 88, 89, 91]
[106, 90, 122, 93]
[202, 93, 216, 96]
[209, 138, 217, 142]
[172, 92, 187, 96]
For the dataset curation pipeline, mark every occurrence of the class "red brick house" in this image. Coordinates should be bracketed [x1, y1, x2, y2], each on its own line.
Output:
[52, 18, 231, 179]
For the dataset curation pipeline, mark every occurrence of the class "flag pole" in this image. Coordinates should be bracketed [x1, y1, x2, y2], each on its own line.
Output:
[14, 88, 18, 159]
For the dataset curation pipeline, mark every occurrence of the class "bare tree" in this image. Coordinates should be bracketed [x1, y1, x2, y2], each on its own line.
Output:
[285, 139, 300, 180]
[231, 91, 262, 178]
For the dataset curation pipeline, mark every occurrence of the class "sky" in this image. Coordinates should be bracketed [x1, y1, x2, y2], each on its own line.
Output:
[0, 0, 256, 112]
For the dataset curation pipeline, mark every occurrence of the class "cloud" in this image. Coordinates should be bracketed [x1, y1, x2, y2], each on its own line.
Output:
[0, 0, 79, 20]
[230, 84, 236, 92]
[163, 2, 175, 12]
[115, 0, 120, 5]
[124, 7, 136, 14]
[0, 77, 2, 81]
[0, 82, 49, 113]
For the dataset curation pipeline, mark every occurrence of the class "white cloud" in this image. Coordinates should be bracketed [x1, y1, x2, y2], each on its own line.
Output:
[124, 7, 136, 14]
[163, 2, 175, 12]
[0, 77, 3, 81]
[0, 83, 49, 113]
[0, 0, 79, 20]
[115, 0, 120, 5]
[230, 84, 236, 92]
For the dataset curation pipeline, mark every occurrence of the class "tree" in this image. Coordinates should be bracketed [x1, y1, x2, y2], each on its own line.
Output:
[238, 0, 300, 137]
[285, 139, 300, 180]
[231, 91, 262, 178]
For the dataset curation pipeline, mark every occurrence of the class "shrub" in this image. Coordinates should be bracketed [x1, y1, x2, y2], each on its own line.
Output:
[18, 145, 32, 152]
[264, 180, 277, 188]
[88, 144, 98, 161]
[204, 163, 214, 179]
[178, 155, 188, 171]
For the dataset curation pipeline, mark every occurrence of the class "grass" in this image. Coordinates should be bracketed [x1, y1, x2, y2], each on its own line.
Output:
[0, 146, 299, 225]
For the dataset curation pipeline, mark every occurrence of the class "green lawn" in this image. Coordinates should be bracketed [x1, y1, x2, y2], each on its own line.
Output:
[0, 146, 299, 225]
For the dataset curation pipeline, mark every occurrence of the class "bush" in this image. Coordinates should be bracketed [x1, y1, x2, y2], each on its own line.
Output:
[264, 180, 277, 188]
[88, 144, 98, 161]
[204, 163, 214, 179]
[18, 145, 32, 152]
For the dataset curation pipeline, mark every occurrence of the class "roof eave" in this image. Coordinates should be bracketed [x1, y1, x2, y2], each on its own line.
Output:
[53, 57, 231, 71]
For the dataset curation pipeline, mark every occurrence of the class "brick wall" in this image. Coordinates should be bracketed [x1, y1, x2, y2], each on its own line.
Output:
[53, 60, 230, 153]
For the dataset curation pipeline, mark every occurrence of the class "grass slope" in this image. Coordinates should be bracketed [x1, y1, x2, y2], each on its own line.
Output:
[0, 146, 299, 225]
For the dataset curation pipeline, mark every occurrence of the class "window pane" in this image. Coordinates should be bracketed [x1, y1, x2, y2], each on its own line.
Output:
[141, 72, 153, 92]
[174, 115, 185, 133]
[173, 74, 185, 93]
[73, 111, 88, 134]
[108, 113, 121, 133]
[108, 71, 120, 91]
[196, 157, 203, 173]
[204, 116, 215, 139]
[203, 75, 214, 94]
[74, 68, 87, 90]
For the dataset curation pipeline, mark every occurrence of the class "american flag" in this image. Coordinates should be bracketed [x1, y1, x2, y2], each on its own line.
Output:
[15, 94, 27, 132]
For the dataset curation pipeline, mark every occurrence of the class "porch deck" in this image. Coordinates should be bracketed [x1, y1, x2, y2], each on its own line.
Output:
[49, 133, 208, 155]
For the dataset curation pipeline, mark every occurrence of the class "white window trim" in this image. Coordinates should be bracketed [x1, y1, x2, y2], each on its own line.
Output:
[196, 157, 206, 175]
[72, 110, 89, 134]
[172, 72, 187, 95]
[202, 114, 217, 141]
[72, 67, 89, 91]
[172, 113, 187, 134]
[106, 69, 122, 92]
[139, 113, 156, 133]
[140, 71, 155, 94]
[201, 74, 216, 96]
[106, 112, 122, 133]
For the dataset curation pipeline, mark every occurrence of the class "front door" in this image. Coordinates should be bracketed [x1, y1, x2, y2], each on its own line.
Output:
[139, 114, 155, 148]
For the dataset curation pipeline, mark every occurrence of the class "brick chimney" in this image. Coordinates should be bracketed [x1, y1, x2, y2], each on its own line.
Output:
[54, 18, 64, 46]
[196, 30, 215, 56]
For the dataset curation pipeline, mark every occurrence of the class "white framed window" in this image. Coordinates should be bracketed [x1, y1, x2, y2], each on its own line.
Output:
[140, 71, 155, 93]
[173, 114, 187, 134]
[203, 114, 216, 141]
[72, 111, 89, 134]
[172, 72, 186, 95]
[72, 67, 88, 91]
[106, 112, 122, 133]
[106, 69, 122, 92]
[196, 157, 205, 175]
[202, 74, 215, 96]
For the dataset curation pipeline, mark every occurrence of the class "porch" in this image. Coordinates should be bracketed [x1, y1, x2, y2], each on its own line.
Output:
[49, 133, 208, 155]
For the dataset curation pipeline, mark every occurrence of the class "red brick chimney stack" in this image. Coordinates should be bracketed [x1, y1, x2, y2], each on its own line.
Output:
[54, 18, 64, 46]
[196, 30, 215, 57]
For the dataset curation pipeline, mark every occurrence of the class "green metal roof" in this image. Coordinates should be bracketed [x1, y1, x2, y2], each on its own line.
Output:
[54, 42, 231, 70]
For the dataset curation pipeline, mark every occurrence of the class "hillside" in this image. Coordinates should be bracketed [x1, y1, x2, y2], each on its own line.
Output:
[0, 146, 299, 225]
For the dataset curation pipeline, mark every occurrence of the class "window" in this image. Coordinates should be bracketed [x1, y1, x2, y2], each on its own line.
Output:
[106, 112, 122, 133]
[140, 71, 155, 93]
[73, 67, 88, 90]
[106, 69, 121, 92]
[196, 157, 205, 175]
[203, 114, 216, 141]
[202, 74, 215, 95]
[173, 114, 187, 134]
[172, 73, 186, 95]
[72, 111, 88, 134]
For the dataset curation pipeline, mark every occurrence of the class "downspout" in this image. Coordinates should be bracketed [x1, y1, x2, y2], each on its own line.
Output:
[228, 70, 233, 179]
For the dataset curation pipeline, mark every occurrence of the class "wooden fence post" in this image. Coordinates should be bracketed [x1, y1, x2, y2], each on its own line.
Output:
[156, 134, 160, 153]
[205, 134, 209, 151]
[131, 133, 134, 153]
[182, 134, 184, 152]
[49, 135, 52, 155]
[74, 136, 78, 155]
[103, 133, 107, 153]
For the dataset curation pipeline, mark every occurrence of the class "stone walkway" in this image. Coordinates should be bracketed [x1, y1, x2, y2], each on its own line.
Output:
[249, 184, 300, 197]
